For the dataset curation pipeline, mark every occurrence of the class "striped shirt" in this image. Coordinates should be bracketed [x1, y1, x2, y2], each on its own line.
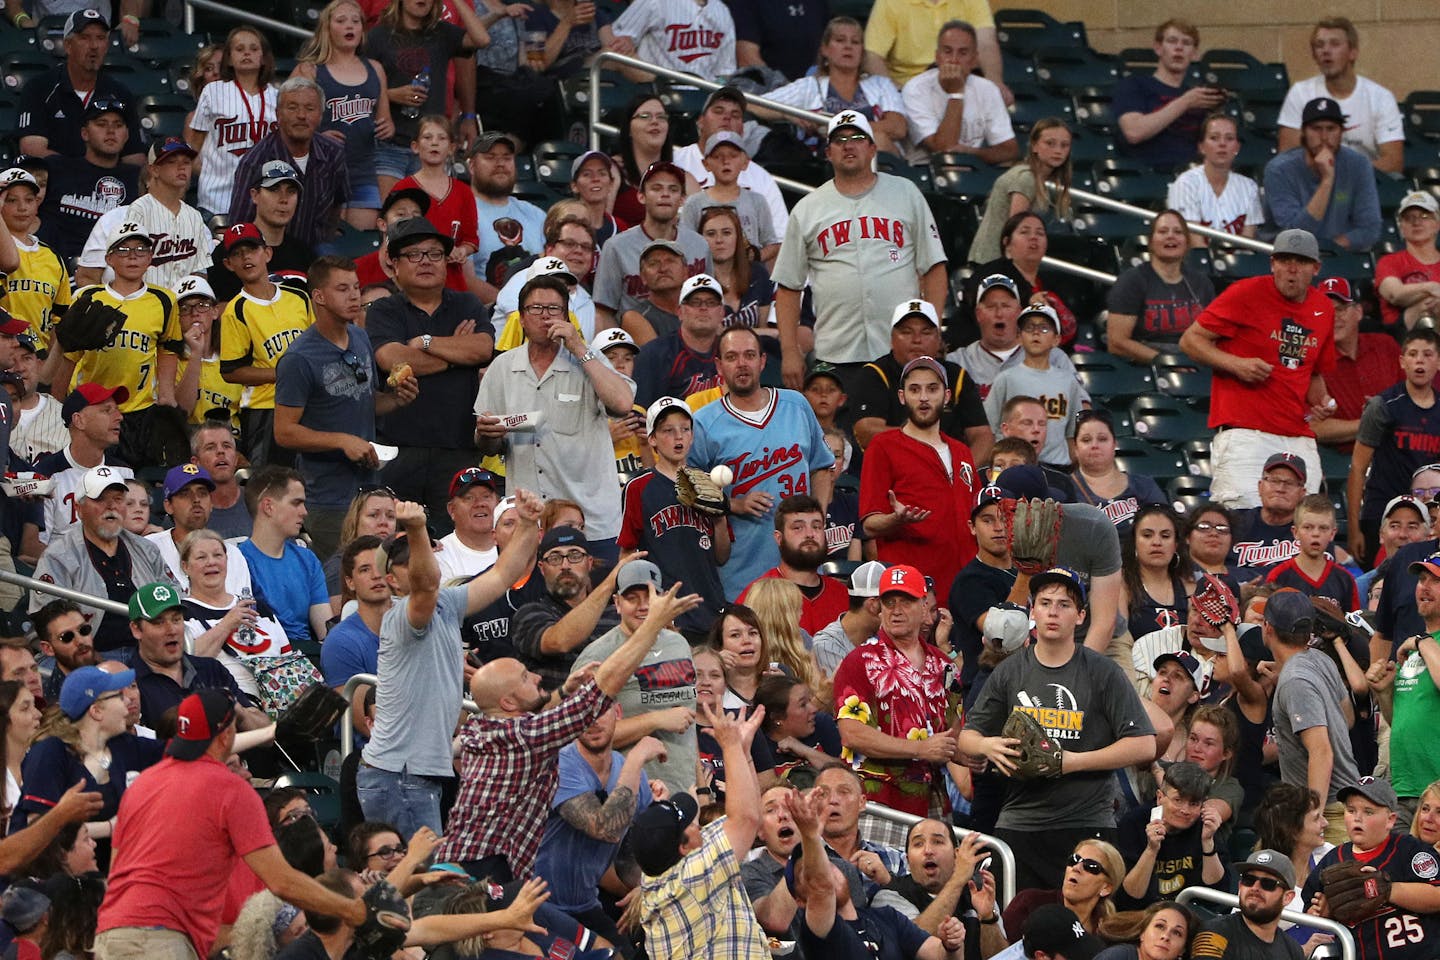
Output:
[226, 131, 351, 250]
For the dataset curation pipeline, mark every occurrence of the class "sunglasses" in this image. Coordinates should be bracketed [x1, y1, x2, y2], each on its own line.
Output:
[1068, 852, 1105, 875]
[54, 623, 93, 644]
[1239, 873, 1283, 891]
[342, 354, 368, 385]
[279, 806, 314, 826]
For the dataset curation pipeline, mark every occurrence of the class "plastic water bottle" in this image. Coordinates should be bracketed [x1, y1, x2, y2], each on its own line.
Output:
[236, 586, 257, 649]
[402, 66, 430, 120]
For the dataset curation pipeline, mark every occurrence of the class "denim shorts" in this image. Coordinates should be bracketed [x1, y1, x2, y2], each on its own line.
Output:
[374, 140, 420, 179]
[347, 178, 382, 209]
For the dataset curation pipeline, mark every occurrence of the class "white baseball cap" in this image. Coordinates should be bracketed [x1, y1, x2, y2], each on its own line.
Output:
[106, 220, 153, 252]
[594, 327, 638, 354]
[0, 168, 38, 191]
[890, 298, 938, 328]
[174, 276, 216, 303]
[849, 560, 888, 597]
[1018, 301, 1061, 332]
[645, 395, 691, 435]
[1398, 190, 1440, 220]
[81, 465, 128, 500]
[492, 495, 517, 527]
[680, 273, 723, 303]
[827, 110, 874, 141]
[528, 256, 577, 283]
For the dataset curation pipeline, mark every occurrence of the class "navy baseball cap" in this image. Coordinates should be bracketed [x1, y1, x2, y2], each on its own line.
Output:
[971, 483, 1010, 518]
[995, 465, 1052, 500]
[1264, 588, 1315, 636]
[539, 525, 588, 557]
[1029, 566, 1087, 605]
[1263, 451, 1307, 483]
[632, 794, 699, 875]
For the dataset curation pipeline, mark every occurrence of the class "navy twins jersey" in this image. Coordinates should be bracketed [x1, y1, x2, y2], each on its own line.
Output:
[1229, 507, 1300, 569]
[1302, 833, 1440, 960]
[1264, 557, 1361, 611]
[618, 469, 727, 633]
[632, 335, 720, 408]
[1357, 382, 1440, 523]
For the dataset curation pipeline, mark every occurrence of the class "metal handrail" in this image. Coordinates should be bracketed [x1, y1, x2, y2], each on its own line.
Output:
[182, 0, 311, 39]
[0, 568, 128, 616]
[861, 802, 1017, 908]
[1040, 256, 1117, 285]
[1063, 182, 1276, 255]
[1175, 888, 1355, 960]
[339, 672, 479, 759]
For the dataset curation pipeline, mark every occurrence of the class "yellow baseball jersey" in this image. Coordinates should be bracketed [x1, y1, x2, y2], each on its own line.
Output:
[5, 238, 72, 347]
[219, 284, 313, 411]
[178, 353, 243, 427]
[64, 284, 182, 414]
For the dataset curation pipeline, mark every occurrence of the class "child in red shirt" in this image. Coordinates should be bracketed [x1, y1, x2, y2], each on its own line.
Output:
[391, 115, 478, 293]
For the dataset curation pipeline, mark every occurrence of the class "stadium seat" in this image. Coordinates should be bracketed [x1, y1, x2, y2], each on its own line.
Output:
[1318, 251, 1374, 283]
[128, 29, 208, 70]
[329, 223, 380, 259]
[656, 81, 709, 122]
[137, 93, 191, 140]
[1210, 250, 1272, 281]
[994, 9, 1085, 57]
[1232, 137, 1276, 177]
[1166, 474, 1212, 500]
[875, 152, 932, 192]
[1007, 90, 1074, 132]
[1045, 233, 1119, 277]
[1374, 174, 1416, 219]
[1181, 439, 1213, 478]
[34, 15, 68, 56]
[1116, 48, 1157, 75]
[2, 49, 51, 92]
[1319, 448, 1351, 489]
[1072, 353, 1155, 401]
[271, 771, 342, 834]
[1071, 87, 1117, 134]
[819, 559, 862, 581]
[1069, 211, 1148, 242]
[1113, 437, 1187, 484]
[533, 140, 585, 187]
[1066, 129, 1114, 167]
[1130, 398, 1209, 448]
[1033, 47, 1118, 93]
[1239, 100, 1282, 139]
[929, 155, 1003, 197]
[1152, 353, 1212, 404]
[1193, 50, 1287, 95]
[1404, 92, 1440, 143]
[562, 75, 652, 126]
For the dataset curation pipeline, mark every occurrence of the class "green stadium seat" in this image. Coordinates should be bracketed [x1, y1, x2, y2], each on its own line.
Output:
[1113, 437, 1187, 484]
[994, 9, 1084, 57]
[129, 30, 208, 70]
[1193, 50, 1287, 95]
[1404, 92, 1440, 143]
[1116, 48, 1157, 75]
[533, 140, 585, 187]
[271, 771, 342, 833]
[1130, 397, 1209, 448]
[1033, 48, 1118, 93]
[929, 155, 1003, 197]
[1153, 353, 1212, 404]
[1072, 353, 1154, 401]
[1181, 439, 1213, 478]
[1210, 250, 1272, 281]
[1071, 87, 1117, 134]
[137, 93, 192, 140]
[1069, 211, 1148, 241]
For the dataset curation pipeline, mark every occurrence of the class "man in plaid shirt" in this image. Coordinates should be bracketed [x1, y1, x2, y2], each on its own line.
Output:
[435, 564, 703, 881]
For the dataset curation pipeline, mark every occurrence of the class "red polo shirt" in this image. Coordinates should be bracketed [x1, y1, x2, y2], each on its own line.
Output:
[740, 568, 851, 635]
[1328, 332, 1401, 451]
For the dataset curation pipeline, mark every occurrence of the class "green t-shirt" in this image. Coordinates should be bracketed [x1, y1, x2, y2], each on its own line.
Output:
[1391, 637, 1440, 796]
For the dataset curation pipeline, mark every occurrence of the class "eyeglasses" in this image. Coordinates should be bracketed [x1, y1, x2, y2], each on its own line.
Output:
[1401, 211, 1437, 223]
[53, 623, 93, 644]
[367, 844, 407, 860]
[1239, 873, 1283, 891]
[1020, 320, 1057, 333]
[828, 133, 869, 145]
[1193, 522, 1230, 533]
[94, 692, 125, 705]
[179, 301, 215, 317]
[111, 245, 153, 257]
[279, 806, 314, 826]
[398, 248, 446, 263]
[542, 549, 589, 566]
[523, 304, 565, 318]
[1068, 853, 1106, 875]
[342, 354, 368, 385]
[1412, 486, 1440, 500]
[554, 238, 595, 254]
[632, 112, 668, 122]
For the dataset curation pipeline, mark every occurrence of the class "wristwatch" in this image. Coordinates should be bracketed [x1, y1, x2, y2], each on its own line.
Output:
[578, 349, 599, 364]
[948, 92, 966, 101]
[421, 334, 433, 352]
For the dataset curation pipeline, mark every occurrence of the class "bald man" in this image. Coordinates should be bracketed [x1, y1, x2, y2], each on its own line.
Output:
[435, 569, 702, 882]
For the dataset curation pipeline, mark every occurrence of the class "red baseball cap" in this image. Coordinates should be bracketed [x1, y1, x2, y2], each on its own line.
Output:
[61, 382, 131, 424]
[878, 564, 927, 599]
[222, 222, 266, 255]
[0, 307, 27, 337]
[1319, 277, 1356, 303]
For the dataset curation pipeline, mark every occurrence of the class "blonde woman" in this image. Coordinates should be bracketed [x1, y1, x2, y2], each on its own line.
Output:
[1412, 780, 1440, 849]
[325, 487, 398, 611]
[1003, 839, 1125, 939]
[745, 577, 830, 708]
[968, 118, 1073, 264]
[294, 0, 395, 227]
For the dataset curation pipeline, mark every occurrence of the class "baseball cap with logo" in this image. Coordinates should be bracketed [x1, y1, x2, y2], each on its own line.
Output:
[848, 560, 887, 598]
[970, 483, 1011, 518]
[890, 298, 938, 328]
[1398, 190, 1440, 219]
[702, 131, 748, 156]
[827, 110, 874, 141]
[1271, 228, 1321, 262]
[804, 361, 844, 390]
[255, 160, 302, 190]
[492, 495, 517, 528]
[148, 137, 197, 165]
[1407, 551, 1440, 579]
[645, 396, 690, 435]
[639, 238, 686, 261]
[1023, 905, 1101, 960]
[0, 307, 27, 337]
[1318, 277, 1356, 303]
[222, 222, 267, 255]
[449, 466, 498, 499]
[106, 221, 153, 252]
[977, 274, 1020, 301]
[539, 525, 588, 558]
[80, 464, 128, 500]
[1019, 301, 1061, 332]
[631, 793, 699, 875]
[878, 564, 926, 599]
[596, 328, 639, 355]
[639, 161, 687, 190]
[61, 383, 130, 425]
[1153, 650, 1206, 692]
[1263, 451, 1307, 483]
[65, 9, 109, 34]
[166, 689, 237, 760]
[0, 168, 38, 192]
[128, 581, 184, 621]
[1301, 97, 1347, 127]
[1337, 776, 1400, 811]
[58, 665, 134, 720]
[616, 559, 662, 595]
[527, 256, 577, 283]
[901, 355, 948, 390]
[164, 463, 215, 499]
[1029, 566, 1088, 605]
[1234, 849, 1297, 889]
[1383, 494, 1426, 522]
[680, 274, 722, 303]
[174, 276, 217, 304]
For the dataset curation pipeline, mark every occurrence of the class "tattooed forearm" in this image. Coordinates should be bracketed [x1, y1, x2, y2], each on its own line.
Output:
[558, 786, 639, 843]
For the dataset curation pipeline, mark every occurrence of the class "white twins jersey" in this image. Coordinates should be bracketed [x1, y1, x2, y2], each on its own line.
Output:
[612, 0, 736, 81]
[76, 197, 216, 290]
[189, 81, 278, 214]
[12, 394, 68, 466]
[35, 448, 133, 545]
[771, 172, 946, 364]
[1167, 166, 1265, 237]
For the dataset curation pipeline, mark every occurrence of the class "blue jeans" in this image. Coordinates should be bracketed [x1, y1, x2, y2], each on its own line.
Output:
[355, 763, 443, 838]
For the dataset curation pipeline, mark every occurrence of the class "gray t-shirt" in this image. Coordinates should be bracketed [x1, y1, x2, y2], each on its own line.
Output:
[679, 189, 780, 250]
[968, 645, 1154, 829]
[569, 624, 697, 794]
[1057, 503, 1124, 580]
[362, 585, 468, 777]
[591, 224, 711, 315]
[982, 363, 1089, 466]
[1272, 648, 1362, 803]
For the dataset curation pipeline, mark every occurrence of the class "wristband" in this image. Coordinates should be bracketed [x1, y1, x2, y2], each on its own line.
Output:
[947, 92, 966, 101]
[980, 914, 998, 925]
[695, 787, 711, 796]
[121, 13, 139, 24]
[13, 11, 32, 25]
[460, 112, 477, 121]
[1202, 847, 1216, 856]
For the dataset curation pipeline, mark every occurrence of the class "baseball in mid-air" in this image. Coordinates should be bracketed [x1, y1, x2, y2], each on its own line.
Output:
[710, 465, 734, 486]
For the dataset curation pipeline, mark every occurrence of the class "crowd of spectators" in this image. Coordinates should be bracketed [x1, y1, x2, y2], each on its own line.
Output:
[0, 2, 1439, 960]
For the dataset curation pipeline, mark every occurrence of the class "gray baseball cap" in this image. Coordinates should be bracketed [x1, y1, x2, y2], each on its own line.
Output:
[1235, 849, 1296, 889]
[1271, 229, 1320, 262]
[616, 559, 662, 595]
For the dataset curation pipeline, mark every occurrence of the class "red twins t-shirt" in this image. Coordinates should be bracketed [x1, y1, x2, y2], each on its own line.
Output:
[1195, 276, 1336, 437]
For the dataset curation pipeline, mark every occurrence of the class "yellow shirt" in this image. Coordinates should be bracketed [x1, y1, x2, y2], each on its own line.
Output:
[179, 353, 243, 427]
[219, 283, 313, 411]
[494, 310, 582, 352]
[64, 284, 181, 414]
[864, 0, 996, 86]
[5, 238, 72, 348]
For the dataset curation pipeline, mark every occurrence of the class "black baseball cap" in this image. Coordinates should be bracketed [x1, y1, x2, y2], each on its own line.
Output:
[381, 186, 430, 218]
[539, 525, 588, 557]
[1023, 904, 1101, 960]
[631, 794, 699, 875]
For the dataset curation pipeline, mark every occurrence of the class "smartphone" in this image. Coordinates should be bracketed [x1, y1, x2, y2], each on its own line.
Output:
[1150, 806, 1163, 823]
[971, 855, 992, 889]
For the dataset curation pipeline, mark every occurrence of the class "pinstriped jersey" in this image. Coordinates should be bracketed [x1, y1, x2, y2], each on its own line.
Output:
[63, 284, 182, 413]
[189, 80, 278, 215]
